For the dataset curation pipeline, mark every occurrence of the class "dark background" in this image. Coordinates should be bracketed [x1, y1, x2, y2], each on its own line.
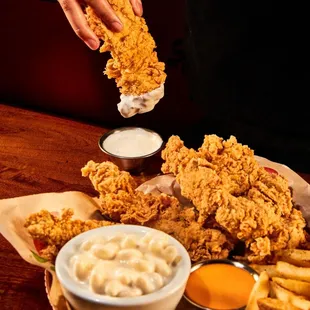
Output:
[1, 0, 310, 172]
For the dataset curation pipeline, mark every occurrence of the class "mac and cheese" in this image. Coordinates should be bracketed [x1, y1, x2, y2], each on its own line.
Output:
[69, 232, 181, 297]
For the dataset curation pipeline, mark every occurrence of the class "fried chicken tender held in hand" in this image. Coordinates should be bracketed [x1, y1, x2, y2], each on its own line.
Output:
[81, 160, 137, 195]
[24, 209, 114, 261]
[85, 0, 166, 117]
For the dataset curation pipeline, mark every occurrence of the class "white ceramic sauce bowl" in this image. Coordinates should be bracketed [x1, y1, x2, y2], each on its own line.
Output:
[55, 225, 191, 310]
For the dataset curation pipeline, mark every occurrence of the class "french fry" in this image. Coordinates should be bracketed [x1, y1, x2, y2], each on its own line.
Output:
[250, 264, 280, 278]
[272, 277, 310, 299]
[271, 282, 310, 310]
[246, 271, 270, 310]
[276, 249, 310, 268]
[276, 261, 310, 283]
[257, 297, 300, 310]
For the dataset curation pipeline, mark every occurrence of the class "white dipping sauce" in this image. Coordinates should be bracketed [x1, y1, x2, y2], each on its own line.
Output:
[117, 84, 164, 118]
[103, 128, 163, 157]
[70, 232, 181, 298]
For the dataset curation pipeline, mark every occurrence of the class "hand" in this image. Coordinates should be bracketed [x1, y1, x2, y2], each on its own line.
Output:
[58, 0, 143, 50]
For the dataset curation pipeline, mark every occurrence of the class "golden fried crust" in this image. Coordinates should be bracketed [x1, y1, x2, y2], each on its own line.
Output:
[161, 135, 307, 263]
[85, 1, 166, 95]
[176, 159, 228, 221]
[98, 191, 169, 224]
[161, 136, 204, 176]
[82, 160, 233, 262]
[24, 209, 114, 261]
[199, 135, 259, 195]
[81, 160, 137, 195]
[150, 219, 233, 262]
[163, 135, 259, 195]
[99, 189, 233, 261]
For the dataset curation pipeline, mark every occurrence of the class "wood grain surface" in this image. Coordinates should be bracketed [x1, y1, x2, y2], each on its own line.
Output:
[0, 103, 309, 310]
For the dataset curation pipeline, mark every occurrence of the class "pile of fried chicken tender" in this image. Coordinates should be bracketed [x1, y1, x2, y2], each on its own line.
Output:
[24, 135, 309, 264]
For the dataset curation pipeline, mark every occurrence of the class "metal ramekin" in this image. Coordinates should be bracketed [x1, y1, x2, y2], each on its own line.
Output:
[98, 127, 164, 174]
[183, 259, 259, 310]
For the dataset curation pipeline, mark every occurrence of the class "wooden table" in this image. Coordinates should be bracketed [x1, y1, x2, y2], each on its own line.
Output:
[0, 104, 309, 309]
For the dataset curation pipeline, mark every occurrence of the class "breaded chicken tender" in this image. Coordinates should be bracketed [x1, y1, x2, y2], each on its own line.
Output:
[86, 1, 166, 95]
[24, 209, 114, 261]
[81, 160, 137, 195]
[85, 1, 166, 117]
[82, 160, 234, 262]
[161, 135, 307, 262]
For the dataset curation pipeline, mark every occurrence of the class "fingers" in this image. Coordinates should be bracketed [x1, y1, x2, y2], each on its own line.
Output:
[129, 0, 143, 16]
[58, 0, 100, 50]
[86, 0, 123, 32]
[59, 0, 142, 50]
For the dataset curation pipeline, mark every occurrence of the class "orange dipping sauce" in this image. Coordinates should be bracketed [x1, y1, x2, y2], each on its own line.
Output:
[185, 263, 256, 309]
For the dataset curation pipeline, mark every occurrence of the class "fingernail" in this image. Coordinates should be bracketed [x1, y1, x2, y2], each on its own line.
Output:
[111, 21, 123, 32]
[86, 38, 99, 50]
[137, 0, 143, 15]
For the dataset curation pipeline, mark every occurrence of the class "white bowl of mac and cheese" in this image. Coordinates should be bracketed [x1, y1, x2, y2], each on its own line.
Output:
[55, 225, 191, 310]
